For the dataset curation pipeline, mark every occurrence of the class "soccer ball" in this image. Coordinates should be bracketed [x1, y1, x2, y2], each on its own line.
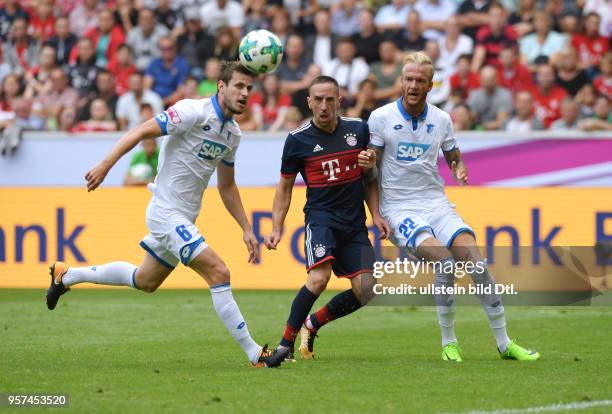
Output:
[239, 30, 284, 74]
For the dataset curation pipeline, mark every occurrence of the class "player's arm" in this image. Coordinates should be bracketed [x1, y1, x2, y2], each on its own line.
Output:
[217, 162, 259, 263]
[443, 147, 468, 185]
[364, 177, 390, 240]
[264, 174, 296, 250]
[85, 118, 161, 192]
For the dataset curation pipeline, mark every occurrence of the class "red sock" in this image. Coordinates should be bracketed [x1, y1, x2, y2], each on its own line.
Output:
[281, 323, 299, 346]
[309, 305, 333, 331]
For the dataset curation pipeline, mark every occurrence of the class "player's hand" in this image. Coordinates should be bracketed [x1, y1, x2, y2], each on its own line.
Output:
[85, 161, 112, 192]
[243, 229, 260, 263]
[263, 230, 282, 250]
[358, 149, 376, 169]
[451, 160, 468, 185]
[373, 215, 392, 240]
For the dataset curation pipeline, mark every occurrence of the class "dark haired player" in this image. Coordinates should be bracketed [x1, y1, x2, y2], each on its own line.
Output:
[263, 75, 390, 365]
[45, 61, 279, 367]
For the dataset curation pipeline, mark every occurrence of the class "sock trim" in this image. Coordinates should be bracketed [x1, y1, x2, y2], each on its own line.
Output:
[131, 268, 138, 289]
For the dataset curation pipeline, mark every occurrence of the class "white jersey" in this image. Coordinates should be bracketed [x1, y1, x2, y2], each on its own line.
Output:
[368, 99, 457, 214]
[150, 96, 241, 222]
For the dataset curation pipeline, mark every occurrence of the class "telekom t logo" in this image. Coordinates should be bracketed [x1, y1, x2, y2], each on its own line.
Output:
[321, 159, 341, 181]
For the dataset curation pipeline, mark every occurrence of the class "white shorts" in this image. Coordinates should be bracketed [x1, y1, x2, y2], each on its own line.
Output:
[385, 203, 474, 252]
[140, 205, 208, 269]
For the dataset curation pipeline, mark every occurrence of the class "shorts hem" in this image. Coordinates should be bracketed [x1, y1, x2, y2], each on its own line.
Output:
[139, 241, 175, 270]
[446, 228, 475, 248]
[307, 256, 335, 272]
[335, 268, 373, 279]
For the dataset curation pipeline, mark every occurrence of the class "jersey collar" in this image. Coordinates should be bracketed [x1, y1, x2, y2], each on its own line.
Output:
[396, 98, 428, 131]
[211, 93, 233, 133]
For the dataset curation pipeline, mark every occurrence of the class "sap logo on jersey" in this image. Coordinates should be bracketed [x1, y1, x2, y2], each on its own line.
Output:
[198, 139, 228, 160]
[397, 142, 430, 161]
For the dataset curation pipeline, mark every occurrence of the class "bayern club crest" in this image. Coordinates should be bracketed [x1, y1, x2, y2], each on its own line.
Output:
[314, 244, 326, 258]
[344, 133, 358, 147]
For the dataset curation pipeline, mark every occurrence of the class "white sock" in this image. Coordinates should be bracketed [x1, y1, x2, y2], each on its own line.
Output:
[470, 262, 511, 352]
[62, 262, 138, 288]
[435, 259, 458, 347]
[210, 284, 261, 364]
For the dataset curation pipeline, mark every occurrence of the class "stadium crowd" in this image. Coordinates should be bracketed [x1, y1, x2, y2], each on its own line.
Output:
[0, 0, 610, 136]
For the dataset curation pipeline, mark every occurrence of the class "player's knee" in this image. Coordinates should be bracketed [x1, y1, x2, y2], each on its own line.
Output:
[209, 262, 231, 285]
[139, 280, 160, 293]
[307, 273, 330, 294]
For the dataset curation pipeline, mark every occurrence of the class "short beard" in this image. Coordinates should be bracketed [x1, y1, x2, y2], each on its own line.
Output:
[224, 96, 244, 116]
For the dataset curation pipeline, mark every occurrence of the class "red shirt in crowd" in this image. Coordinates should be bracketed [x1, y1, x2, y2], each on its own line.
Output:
[248, 91, 291, 126]
[571, 34, 609, 67]
[594, 75, 612, 99]
[29, 15, 55, 42]
[530, 85, 568, 128]
[496, 63, 534, 94]
[107, 60, 137, 95]
[450, 71, 481, 99]
[475, 25, 518, 67]
[69, 25, 125, 67]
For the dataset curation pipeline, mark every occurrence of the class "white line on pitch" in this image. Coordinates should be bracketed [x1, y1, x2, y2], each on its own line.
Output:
[441, 399, 612, 414]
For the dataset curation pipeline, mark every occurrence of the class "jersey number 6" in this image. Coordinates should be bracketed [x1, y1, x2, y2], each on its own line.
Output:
[175, 225, 193, 242]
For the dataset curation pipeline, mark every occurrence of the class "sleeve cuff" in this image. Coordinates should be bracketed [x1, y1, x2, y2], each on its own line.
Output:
[221, 159, 235, 167]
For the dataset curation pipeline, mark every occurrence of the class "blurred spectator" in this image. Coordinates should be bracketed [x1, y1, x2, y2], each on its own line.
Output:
[76, 10, 126, 69]
[0, 0, 29, 42]
[69, 0, 101, 37]
[415, 0, 458, 41]
[467, 65, 513, 130]
[282, 0, 317, 36]
[594, 52, 612, 99]
[438, 16, 474, 74]
[144, 36, 190, 106]
[559, 12, 579, 40]
[571, 12, 609, 72]
[519, 11, 566, 67]
[450, 54, 480, 100]
[496, 45, 534, 94]
[505, 90, 545, 132]
[531, 63, 568, 128]
[250, 73, 291, 131]
[155, 0, 179, 32]
[394, 11, 427, 52]
[424, 40, 451, 106]
[78, 70, 119, 122]
[3, 17, 40, 74]
[176, 9, 214, 76]
[127, 8, 169, 71]
[34, 67, 78, 121]
[46, 16, 77, 66]
[443, 88, 465, 113]
[555, 46, 590, 96]
[57, 105, 77, 132]
[280, 106, 304, 130]
[471, 4, 518, 73]
[211, 26, 239, 61]
[113, 0, 139, 34]
[291, 63, 322, 117]
[346, 78, 377, 120]
[1, 73, 24, 111]
[199, 0, 245, 39]
[322, 37, 369, 100]
[29, 0, 55, 42]
[12, 97, 45, 130]
[108, 44, 137, 96]
[124, 137, 159, 186]
[243, 0, 270, 34]
[269, 8, 291, 47]
[374, 0, 409, 34]
[174, 76, 201, 101]
[450, 103, 475, 131]
[25, 44, 57, 94]
[508, 0, 536, 37]
[198, 58, 221, 97]
[71, 99, 118, 132]
[370, 40, 402, 103]
[456, 0, 494, 40]
[575, 83, 597, 117]
[352, 9, 381, 64]
[305, 9, 336, 68]
[66, 38, 100, 98]
[544, 0, 579, 32]
[277, 34, 319, 112]
[116, 72, 163, 130]
[550, 97, 582, 130]
[331, 0, 361, 37]
[582, 0, 611, 37]
[579, 95, 612, 131]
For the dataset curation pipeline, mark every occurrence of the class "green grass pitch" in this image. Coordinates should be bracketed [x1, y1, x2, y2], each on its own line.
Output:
[1, 289, 611, 413]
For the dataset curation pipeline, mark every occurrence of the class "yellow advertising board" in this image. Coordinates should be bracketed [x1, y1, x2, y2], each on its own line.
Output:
[0, 188, 611, 289]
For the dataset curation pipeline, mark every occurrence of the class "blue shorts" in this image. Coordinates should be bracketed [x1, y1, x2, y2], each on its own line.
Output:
[304, 224, 375, 278]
